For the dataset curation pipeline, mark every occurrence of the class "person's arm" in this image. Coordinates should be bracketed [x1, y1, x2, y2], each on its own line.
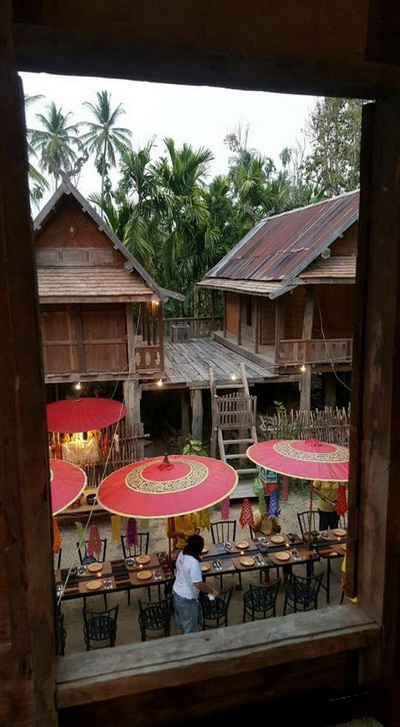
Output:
[193, 580, 220, 598]
[311, 482, 336, 506]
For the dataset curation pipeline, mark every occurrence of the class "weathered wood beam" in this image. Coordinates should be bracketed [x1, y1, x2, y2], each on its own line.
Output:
[0, 3, 57, 724]
[12, 1, 400, 97]
[190, 389, 203, 442]
[56, 605, 380, 714]
[349, 94, 400, 722]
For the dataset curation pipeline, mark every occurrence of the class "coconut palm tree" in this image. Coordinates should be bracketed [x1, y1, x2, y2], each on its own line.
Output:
[30, 101, 82, 189]
[81, 91, 132, 206]
[24, 94, 50, 204]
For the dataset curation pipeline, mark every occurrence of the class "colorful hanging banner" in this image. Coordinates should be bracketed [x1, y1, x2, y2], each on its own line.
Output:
[53, 518, 61, 553]
[239, 499, 254, 528]
[75, 520, 85, 548]
[111, 515, 121, 542]
[197, 507, 211, 531]
[221, 497, 230, 520]
[126, 518, 138, 547]
[87, 524, 102, 556]
[336, 484, 348, 516]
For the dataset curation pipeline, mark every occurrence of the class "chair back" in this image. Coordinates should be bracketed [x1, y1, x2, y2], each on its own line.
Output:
[138, 597, 171, 641]
[55, 548, 62, 570]
[200, 588, 233, 629]
[77, 538, 107, 564]
[285, 572, 324, 613]
[211, 520, 236, 544]
[121, 532, 150, 559]
[82, 605, 119, 649]
[297, 510, 319, 539]
[243, 580, 281, 621]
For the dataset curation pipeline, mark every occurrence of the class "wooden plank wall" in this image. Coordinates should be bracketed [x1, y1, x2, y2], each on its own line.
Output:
[313, 284, 355, 338]
[225, 292, 239, 335]
[260, 296, 276, 344]
[0, 4, 57, 723]
[284, 286, 306, 338]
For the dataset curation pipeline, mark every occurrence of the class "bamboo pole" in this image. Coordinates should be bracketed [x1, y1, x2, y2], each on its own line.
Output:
[307, 483, 314, 550]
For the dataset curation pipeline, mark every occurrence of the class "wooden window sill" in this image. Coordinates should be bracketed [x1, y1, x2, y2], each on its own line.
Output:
[57, 604, 381, 709]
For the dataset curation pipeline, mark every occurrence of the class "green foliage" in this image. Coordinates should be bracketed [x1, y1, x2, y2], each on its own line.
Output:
[182, 436, 207, 456]
[302, 98, 363, 196]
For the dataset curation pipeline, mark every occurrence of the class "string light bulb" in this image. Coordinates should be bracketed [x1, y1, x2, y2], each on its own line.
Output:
[75, 381, 82, 390]
[300, 365, 306, 373]
[230, 373, 237, 381]
[157, 379, 163, 387]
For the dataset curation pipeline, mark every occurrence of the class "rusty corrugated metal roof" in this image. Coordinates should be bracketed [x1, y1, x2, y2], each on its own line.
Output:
[37, 267, 155, 303]
[299, 255, 356, 279]
[204, 190, 359, 286]
[198, 278, 283, 295]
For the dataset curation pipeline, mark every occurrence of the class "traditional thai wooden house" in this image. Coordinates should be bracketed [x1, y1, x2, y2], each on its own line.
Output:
[35, 181, 183, 427]
[3, 2, 400, 726]
[199, 190, 359, 410]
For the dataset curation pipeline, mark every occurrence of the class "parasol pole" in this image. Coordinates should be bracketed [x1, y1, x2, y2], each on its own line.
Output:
[307, 482, 314, 550]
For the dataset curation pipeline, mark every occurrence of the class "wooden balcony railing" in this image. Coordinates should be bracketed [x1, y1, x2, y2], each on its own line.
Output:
[277, 338, 353, 366]
[164, 316, 223, 340]
[135, 343, 164, 375]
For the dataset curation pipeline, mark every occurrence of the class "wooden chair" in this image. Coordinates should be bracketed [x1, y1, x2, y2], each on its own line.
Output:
[55, 548, 62, 570]
[82, 605, 119, 650]
[120, 532, 149, 559]
[138, 597, 171, 641]
[76, 538, 107, 564]
[211, 520, 236, 544]
[242, 580, 281, 622]
[200, 587, 234, 629]
[297, 510, 319, 540]
[56, 608, 66, 656]
[283, 572, 324, 615]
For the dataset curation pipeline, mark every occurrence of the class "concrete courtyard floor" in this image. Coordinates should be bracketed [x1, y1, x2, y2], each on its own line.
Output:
[56, 493, 346, 654]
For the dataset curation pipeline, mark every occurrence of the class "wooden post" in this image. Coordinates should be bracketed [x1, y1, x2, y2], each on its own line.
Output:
[191, 389, 203, 442]
[299, 289, 314, 411]
[254, 296, 260, 354]
[275, 296, 286, 365]
[348, 96, 400, 718]
[238, 295, 242, 346]
[0, 6, 58, 723]
[324, 373, 337, 408]
[181, 390, 190, 439]
[211, 290, 216, 333]
[223, 294, 227, 338]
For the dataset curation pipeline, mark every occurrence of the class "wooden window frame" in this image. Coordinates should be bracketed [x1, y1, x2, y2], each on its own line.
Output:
[3, 3, 400, 724]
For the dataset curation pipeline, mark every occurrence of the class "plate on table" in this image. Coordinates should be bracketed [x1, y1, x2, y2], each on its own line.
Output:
[87, 562, 103, 573]
[275, 551, 291, 561]
[240, 556, 255, 567]
[86, 580, 103, 591]
[136, 570, 153, 580]
[332, 528, 347, 537]
[200, 562, 211, 572]
[270, 534, 285, 544]
[202, 546, 209, 554]
[235, 540, 249, 549]
[136, 554, 151, 565]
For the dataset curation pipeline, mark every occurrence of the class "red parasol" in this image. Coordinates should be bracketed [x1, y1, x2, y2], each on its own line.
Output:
[97, 454, 238, 519]
[50, 459, 87, 516]
[247, 438, 349, 482]
[47, 397, 127, 433]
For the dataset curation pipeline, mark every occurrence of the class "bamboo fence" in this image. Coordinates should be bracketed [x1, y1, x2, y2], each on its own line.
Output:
[257, 406, 350, 445]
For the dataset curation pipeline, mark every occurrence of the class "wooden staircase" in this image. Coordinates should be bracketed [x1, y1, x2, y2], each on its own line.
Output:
[209, 362, 258, 477]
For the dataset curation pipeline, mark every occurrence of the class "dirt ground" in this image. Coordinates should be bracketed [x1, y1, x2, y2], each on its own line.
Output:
[56, 489, 346, 655]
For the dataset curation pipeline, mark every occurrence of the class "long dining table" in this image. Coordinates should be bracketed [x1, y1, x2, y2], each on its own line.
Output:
[55, 553, 173, 603]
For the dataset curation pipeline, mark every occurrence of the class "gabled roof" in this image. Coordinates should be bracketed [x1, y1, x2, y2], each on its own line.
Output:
[34, 181, 184, 303]
[199, 190, 359, 298]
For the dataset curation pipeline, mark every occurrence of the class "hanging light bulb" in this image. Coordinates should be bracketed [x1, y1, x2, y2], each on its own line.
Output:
[157, 379, 163, 387]
[75, 381, 82, 390]
[300, 365, 306, 373]
[230, 373, 237, 381]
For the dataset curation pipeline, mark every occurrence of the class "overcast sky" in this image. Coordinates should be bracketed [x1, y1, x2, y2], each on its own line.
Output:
[20, 71, 316, 200]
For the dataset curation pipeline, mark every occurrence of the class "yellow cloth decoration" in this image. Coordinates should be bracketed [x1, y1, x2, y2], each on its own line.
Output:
[197, 507, 211, 531]
[111, 515, 121, 542]
[53, 518, 61, 553]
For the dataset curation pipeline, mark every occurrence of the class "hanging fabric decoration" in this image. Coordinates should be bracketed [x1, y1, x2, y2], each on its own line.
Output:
[253, 476, 266, 515]
[197, 507, 211, 532]
[126, 518, 138, 548]
[75, 520, 85, 549]
[336, 484, 348, 516]
[221, 496, 230, 520]
[282, 475, 289, 501]
[239, 499, 254, 528]
[111, 515, 121, 542]
[87, 524, 102, 557]
[53, 518, 62, 553]
[268, 489, 281, 520]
